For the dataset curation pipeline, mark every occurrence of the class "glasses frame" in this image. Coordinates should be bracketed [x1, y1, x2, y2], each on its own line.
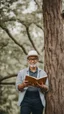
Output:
[28, 57, 38, 61]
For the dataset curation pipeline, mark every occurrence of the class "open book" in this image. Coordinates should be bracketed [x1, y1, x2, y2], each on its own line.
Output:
[25, 75, 47, 85]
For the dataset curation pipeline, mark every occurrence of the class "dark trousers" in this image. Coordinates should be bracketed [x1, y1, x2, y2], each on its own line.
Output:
[20, 90, 44, 114]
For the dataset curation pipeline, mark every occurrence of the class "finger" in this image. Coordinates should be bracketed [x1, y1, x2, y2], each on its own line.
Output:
[24, 80, 29, 83]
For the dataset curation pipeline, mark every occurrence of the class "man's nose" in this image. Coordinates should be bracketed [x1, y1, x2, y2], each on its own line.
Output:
[31, 60, 35, 62]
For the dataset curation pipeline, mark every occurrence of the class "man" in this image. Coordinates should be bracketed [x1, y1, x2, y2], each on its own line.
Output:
[16, 50, 49, 114]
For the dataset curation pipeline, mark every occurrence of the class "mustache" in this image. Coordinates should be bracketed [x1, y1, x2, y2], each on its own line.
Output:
[28, 63, 38, 67]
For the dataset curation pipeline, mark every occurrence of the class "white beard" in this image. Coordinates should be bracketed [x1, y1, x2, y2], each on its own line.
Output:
[28, 63, 38, 67]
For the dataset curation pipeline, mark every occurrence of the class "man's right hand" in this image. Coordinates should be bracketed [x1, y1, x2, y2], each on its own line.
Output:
[18, 80, 31, 91]
[22, 80, 31, 87]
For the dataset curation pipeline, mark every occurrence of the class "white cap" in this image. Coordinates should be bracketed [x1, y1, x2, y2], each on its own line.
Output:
[27, 50, 38, 59]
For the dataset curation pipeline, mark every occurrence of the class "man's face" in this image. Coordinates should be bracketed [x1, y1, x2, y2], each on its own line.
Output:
[27, 56, 38, 67]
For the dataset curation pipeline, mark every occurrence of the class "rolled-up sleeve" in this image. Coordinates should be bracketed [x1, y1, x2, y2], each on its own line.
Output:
[41, 70, 49, 92]
[16, 71, 23, 91]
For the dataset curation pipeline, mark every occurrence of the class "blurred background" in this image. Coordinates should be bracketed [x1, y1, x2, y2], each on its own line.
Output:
[0, 0, 64, 114]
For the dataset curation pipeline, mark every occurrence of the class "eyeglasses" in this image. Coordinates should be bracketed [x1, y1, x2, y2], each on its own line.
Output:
[28, 58, 38, 61]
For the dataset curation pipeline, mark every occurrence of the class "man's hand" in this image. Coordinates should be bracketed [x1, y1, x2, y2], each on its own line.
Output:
[22, 80, 31, 87]
[35, 82, 48, 92]
[18, 80, 31, 91]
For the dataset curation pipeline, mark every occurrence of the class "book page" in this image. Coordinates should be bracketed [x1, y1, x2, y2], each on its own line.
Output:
[25, 75, 47, 85]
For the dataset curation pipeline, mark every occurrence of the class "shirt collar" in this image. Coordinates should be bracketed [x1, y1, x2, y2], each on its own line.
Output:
[26, 67, 41, 78]
[26, 67, 41, 72]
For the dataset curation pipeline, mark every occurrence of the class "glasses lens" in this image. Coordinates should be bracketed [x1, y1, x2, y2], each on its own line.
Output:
[28, 58, 38, 60]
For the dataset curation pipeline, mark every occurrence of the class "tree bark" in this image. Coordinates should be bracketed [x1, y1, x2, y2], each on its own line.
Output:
[43, 0, 64, 114]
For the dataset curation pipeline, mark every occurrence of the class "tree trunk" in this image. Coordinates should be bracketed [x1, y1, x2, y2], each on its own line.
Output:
[43, 0, 64, 114]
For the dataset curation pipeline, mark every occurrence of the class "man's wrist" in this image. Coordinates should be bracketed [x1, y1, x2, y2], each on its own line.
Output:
[22, 83, 26, 88]
[40, 85, 48, 91]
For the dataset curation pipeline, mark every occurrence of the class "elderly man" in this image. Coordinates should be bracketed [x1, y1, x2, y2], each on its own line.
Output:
[16, 50, 49, 114]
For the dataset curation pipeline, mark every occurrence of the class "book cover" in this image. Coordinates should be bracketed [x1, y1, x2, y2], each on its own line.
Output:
[25, 75, 47, 85]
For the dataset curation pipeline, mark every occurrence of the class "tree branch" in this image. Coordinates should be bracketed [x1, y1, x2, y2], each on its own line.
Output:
[0, 74, 17, 82]
[39, 60, 43, 63]
[0, 19, 44, 61]
[26, 26, 40, 54]
[18, 19, 41, 54]
[0, 18, 43, 55]
[34, 0, 42, 10]
[0, 82, 15, 85]
[0, 24, 27, 55]
[41, 46, 45, 52]
[33, 22, 44, 31]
